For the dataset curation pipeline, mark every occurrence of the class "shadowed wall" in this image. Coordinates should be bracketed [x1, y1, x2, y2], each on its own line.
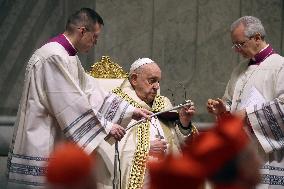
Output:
[0, 0, 283, 122]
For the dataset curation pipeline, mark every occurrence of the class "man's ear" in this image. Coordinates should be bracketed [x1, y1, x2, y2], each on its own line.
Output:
[254, 33, 262, 41]
[77, 26, 86, 37]
[129, 73, 138, 86]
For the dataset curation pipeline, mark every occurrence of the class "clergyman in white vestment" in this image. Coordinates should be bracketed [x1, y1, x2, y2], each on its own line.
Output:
[96, 58, 198, 189]
[6, 8, 150, 189]
[207, 16, 284, 188]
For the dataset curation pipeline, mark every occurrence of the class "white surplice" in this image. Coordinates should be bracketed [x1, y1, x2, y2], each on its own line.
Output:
[223, 53, 284, 188]
[6, 42, 135, 189]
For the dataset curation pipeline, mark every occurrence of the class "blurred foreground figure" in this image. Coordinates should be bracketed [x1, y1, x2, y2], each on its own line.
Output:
[149, 115, 262, 189]
[46, 143, 96, 189]
[149, 154, 205, 189]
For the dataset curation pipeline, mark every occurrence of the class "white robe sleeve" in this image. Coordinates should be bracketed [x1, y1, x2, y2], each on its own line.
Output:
[223, 60, 248, 111]
[223, 79, 233, 111]
[40, 55, 134, 154]
[246, 66, 284, 154]
[84, 74, 135, 133]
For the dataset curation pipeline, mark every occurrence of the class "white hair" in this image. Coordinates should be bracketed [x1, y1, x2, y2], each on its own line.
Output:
[230, 16, 266, 38]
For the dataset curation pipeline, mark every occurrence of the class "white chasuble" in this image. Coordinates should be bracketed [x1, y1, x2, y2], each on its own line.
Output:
[7, 42, 134, 189]
[223, 54, 284, 188]
[96, 80, 192, 189]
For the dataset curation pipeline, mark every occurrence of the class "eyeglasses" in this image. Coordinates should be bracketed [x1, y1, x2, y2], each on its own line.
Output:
[231, 37, 253, 50]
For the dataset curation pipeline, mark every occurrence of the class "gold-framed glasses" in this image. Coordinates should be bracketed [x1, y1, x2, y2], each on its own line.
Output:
[231, 36, 255, 50]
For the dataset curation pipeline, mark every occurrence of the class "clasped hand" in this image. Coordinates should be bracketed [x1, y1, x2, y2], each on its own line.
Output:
[206, 98, 226, 115]
[149, 138, 167, 156]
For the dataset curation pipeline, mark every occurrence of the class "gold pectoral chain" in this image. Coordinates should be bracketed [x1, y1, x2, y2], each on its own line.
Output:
[112, 88, 165, 189]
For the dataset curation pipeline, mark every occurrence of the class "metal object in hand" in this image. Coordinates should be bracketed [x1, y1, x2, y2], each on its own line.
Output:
[126, 99, 193, 131]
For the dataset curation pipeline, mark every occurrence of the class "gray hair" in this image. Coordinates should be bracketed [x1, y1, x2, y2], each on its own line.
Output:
[230, 16, 266, 38]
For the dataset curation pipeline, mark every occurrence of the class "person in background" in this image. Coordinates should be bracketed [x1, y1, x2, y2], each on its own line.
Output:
[207, 16, 284, 188]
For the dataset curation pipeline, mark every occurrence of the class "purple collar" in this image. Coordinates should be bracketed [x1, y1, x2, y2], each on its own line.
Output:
[248, 45, 275, 66]
[48, 34, 77, 56]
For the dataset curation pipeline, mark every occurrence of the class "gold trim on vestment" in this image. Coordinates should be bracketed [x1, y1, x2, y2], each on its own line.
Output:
[112, 88, 165, 189]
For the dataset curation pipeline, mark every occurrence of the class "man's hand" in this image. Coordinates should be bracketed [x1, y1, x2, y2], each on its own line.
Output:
[179, 104, 196, 127]
[149, 138, 167, 156]
[132, 108, 152, 121]
[109, 124, 126, 141]
[206, 98, 226, 115]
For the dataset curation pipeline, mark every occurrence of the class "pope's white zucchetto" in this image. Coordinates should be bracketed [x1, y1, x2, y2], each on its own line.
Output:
[129, 58, 155, 74]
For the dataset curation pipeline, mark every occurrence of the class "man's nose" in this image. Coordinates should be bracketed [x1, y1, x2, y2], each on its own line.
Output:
[153, 82, 160, 89]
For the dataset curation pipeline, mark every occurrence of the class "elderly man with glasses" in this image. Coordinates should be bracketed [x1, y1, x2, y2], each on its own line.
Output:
[207, 16, 284, 188]
[95, 58, 198, 189]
